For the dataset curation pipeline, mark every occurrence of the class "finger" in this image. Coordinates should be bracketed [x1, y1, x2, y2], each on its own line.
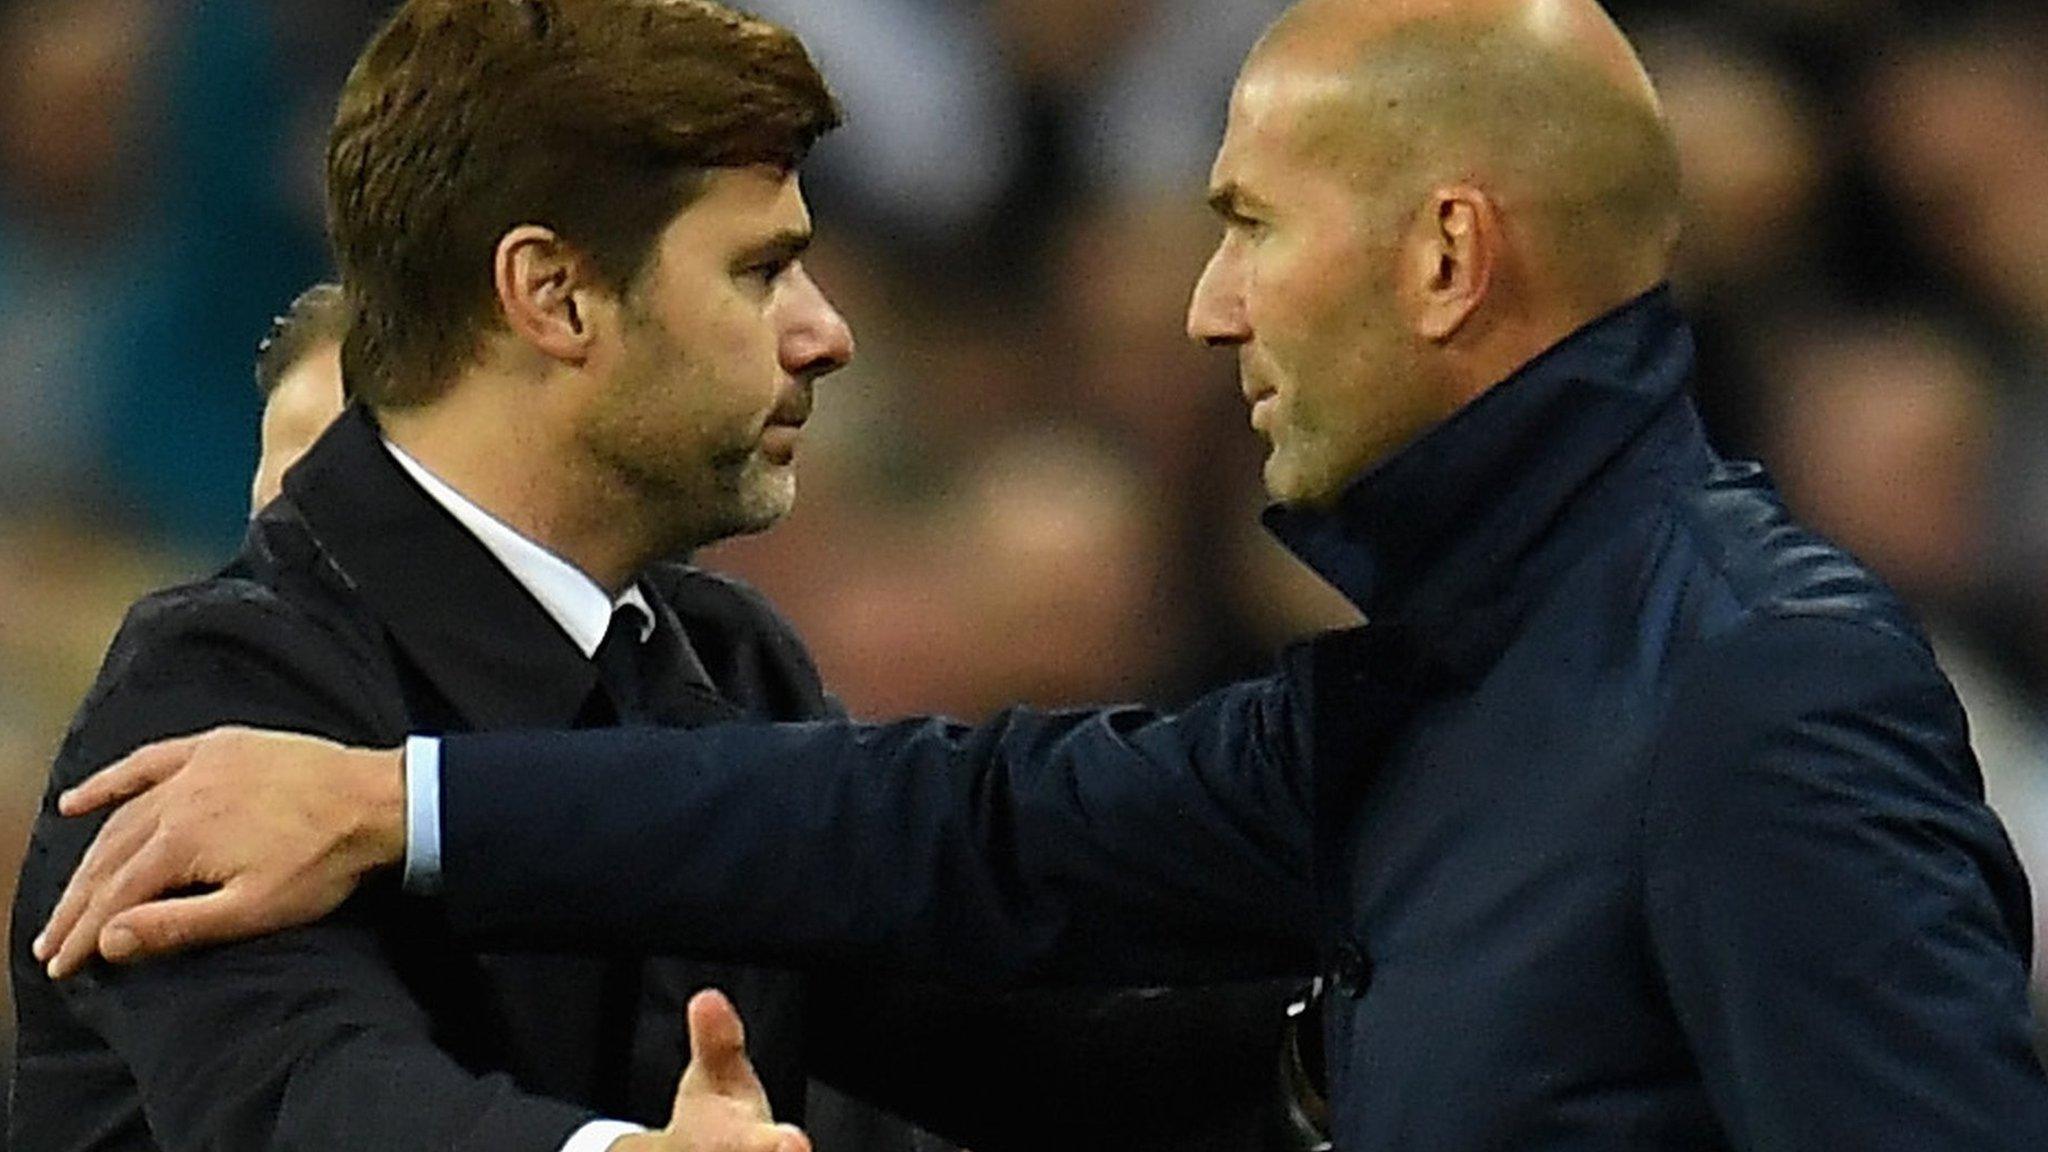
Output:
[688, 988, 746, 1061]
[35, 802, 162, 963]
[47, 835, 194, 981]
[59, 733, 208, 817]
[681, 989, 772, 1111]
[98, 885, 266, 965]
[766, 1123, 810, 1152]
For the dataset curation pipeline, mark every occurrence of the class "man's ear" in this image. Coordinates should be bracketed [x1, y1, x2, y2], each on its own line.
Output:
[494, 225, 604, 365]
[1400, 185, 1498, 343]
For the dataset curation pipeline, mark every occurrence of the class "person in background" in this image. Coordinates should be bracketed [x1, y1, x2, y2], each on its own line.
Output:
[249, 281, 348, 511]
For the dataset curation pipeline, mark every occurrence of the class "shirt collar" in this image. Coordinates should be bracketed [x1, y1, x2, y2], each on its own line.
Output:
[382, 439, 653, 658]
[1264, 286, 1705, 679]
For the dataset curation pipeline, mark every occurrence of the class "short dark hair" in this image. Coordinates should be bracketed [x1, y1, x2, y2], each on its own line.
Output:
[327, 0, 843, 409]
[254, 282, 350, 399]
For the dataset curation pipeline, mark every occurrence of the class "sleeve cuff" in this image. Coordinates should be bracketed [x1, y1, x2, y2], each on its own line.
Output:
[560, 1119, 650, 1152]
[402, 735, 445, 896]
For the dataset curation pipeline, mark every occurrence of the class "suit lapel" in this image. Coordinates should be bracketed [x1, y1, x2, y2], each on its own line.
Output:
[639, 592, 740, 727]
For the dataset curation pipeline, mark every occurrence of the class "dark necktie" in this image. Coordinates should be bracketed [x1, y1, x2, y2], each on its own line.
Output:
[592, 602, 652, 724]
[590, 600, 654, 1115]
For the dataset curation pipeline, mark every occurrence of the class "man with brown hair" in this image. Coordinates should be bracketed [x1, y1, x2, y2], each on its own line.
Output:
[14, 2, 940, 1151]
[15, 3, 1304, 1150]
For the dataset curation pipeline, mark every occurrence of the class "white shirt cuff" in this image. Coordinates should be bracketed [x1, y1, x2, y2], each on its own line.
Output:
[401, 735, 444, 895]
[560, 1119, 649, 1152]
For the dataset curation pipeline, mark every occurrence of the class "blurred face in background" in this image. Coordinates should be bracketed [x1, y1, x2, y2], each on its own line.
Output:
[574, 167, 856, 550]
[251, 341, 345, 512]
[0, 0, 155, 223]
[1647, 29, 1822, 294]
[1187, 55, 1444, 509]
[1764, 319, 1993, 605]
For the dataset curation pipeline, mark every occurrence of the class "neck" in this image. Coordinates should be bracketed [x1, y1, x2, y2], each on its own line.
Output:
[376, 385, 654, 595]
[1448, 275, 1665, 406]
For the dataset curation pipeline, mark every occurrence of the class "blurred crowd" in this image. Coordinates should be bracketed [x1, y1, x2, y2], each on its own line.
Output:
[4, 0, 2048, 1105]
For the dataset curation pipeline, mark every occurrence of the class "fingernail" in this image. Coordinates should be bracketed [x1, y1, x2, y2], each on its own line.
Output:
[30, 931, 47, 960]
[103, 927, 137, 959]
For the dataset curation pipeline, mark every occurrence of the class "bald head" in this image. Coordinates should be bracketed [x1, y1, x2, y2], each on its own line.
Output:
[1190, 0, 1686, 505]
[1250, 0, 1681, 310]
[1264, 0, 1658, 96]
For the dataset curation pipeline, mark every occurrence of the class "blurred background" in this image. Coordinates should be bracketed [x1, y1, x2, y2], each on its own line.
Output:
[4, 0, 2048, 1106]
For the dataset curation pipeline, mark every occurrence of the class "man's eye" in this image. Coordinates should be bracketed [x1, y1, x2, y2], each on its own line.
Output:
[747, 259, 793, 284]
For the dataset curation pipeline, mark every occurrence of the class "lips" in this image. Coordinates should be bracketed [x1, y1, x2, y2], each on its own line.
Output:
[1243, 376, 1278, 432]
[760, 391, 811, 463]
[1250, 394, 1280, 434]
[759, 423, 803, 464]
[768, 385, 813, 431]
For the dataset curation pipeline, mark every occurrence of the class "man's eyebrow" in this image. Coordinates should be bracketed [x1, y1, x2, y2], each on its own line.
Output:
[735, 228, 813, 266]
[1206, 184, 1265, 222]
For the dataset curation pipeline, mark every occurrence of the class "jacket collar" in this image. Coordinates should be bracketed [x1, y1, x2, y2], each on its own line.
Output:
[382, 438, 657, 659]
[281, 406, 714, 730]
[1265, 286, 1703, 682]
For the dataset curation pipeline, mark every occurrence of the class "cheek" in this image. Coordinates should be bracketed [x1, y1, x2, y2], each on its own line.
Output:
[647, 301, 777, 415]
[1246, 273, 1355, 407]
[707, 294, 788, 403]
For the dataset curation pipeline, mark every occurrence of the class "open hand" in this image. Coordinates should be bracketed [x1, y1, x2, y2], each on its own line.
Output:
[33, 726, 407, 978]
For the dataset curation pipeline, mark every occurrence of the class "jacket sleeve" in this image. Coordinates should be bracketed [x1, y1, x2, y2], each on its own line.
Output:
[438, 676, 1320, 986]
[1643, 614, 2048, 1149]
[13, 589, 595, 1151]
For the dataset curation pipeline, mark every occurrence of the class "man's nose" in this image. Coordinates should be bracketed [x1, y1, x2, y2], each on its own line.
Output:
[1187, 247, 1250, 348]
[782, 266, 856, 379]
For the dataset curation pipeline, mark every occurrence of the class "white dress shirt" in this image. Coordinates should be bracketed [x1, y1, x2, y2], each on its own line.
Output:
[383, 440, 651, 1152]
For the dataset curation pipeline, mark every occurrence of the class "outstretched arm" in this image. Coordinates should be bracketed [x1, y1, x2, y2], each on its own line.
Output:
[43, 678, 1318, 987]
[439, 686, 1317, 983]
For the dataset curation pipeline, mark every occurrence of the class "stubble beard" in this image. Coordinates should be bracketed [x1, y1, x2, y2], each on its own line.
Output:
[595, 433, 793, 561]
[591, 308, 797, 557]
[700, 442, 797, 543]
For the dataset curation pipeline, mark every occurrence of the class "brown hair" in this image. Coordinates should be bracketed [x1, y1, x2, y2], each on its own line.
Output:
[328, 0, 842, 408]
[254, 282, 350, 398]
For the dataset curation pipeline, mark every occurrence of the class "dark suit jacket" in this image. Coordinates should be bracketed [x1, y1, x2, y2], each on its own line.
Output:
[10, 408, 1301, 1151]
[420, 291, 2048, 1149]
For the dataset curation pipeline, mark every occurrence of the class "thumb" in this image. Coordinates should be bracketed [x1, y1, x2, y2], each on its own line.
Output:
[677, 989, 773, 1119]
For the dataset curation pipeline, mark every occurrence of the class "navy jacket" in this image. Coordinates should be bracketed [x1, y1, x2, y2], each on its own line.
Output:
[437, 290, 2048, 1150]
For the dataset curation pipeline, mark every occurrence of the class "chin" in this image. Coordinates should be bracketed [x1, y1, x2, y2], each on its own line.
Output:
[1264, 449, 1308, 504]
[1265, 452, 1351, 510]
[729, 468, 799, 536]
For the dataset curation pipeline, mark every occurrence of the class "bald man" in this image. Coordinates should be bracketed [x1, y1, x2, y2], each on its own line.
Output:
[39, 1, 2048, 1148]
